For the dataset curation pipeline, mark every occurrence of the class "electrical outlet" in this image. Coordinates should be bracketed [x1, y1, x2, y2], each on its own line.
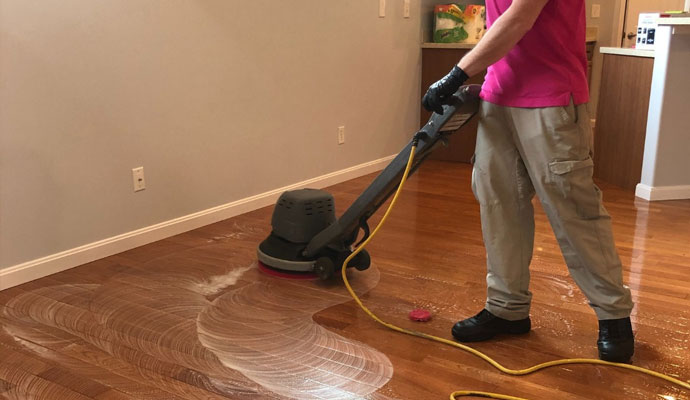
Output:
[403, 0, 410, 18]
[592, 4, 600, 18]
[338, 126, 345, 145]
[132, 167, 146, 192]
[379, 0, 385, 17]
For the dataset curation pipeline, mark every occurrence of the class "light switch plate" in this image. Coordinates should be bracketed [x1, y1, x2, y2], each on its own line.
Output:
[592, 4, 600, 18]
[132, 167, 146, 192]
[338, 126, 345, 145]
[379, 0, 386, 17]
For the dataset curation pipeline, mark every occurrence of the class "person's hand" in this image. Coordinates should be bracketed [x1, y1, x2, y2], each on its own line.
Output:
[422, 66, 469, 115]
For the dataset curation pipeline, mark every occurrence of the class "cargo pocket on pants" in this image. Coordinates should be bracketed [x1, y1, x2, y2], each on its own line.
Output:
[548, 158, 602, 219]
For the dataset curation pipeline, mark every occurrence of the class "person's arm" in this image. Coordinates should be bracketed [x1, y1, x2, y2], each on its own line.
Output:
[458, 0, 550, 76]
[423, 0, 550, 114]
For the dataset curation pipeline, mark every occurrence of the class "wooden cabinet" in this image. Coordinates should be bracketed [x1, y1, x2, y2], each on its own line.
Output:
[421, 46, 485, 163]
[593, 53, 654, 190]
[586, 41, 596, 85]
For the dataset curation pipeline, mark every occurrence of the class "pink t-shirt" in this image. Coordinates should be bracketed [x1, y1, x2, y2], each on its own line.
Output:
[480, 0, 590, 107]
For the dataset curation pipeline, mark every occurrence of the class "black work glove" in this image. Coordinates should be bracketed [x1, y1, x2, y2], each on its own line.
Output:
[422, 66, 469, 115]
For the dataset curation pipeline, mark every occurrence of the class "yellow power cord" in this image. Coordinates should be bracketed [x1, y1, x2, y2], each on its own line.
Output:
[340, 144, 690, 400]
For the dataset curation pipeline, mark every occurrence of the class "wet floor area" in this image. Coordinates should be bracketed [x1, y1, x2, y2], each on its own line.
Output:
[1, 162, 689, 399]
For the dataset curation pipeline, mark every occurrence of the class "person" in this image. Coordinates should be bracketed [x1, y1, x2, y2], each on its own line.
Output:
[422, 0, 634, 363]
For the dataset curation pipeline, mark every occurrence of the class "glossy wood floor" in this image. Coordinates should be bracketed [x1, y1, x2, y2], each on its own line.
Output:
[1, 161, 689, 400]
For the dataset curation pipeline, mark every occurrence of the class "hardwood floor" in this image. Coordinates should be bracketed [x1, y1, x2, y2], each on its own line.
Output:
[1, 161, 689, 400]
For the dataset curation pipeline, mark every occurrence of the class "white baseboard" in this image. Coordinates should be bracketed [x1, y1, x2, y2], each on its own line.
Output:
[0, 155, 395, 291]
[635, 183, 690, 201]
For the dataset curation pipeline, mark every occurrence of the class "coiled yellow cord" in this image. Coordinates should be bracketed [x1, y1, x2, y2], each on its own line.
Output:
[340, 144, 690, 400]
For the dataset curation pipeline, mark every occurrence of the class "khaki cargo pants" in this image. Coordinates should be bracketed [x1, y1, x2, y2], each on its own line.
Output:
[472, 100, 633, 321]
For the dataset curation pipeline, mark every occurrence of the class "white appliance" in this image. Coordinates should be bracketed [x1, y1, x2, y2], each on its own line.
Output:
[636, 13, 660, 49]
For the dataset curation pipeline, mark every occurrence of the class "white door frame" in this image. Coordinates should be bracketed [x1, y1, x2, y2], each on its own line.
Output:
[614, 0, 627, 47]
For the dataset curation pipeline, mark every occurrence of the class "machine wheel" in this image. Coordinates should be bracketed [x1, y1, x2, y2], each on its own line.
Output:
[314, 257, 335, 280]
[350, 249, 371, 271]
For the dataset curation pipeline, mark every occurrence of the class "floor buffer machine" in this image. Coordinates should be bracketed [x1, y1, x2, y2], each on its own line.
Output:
[257, 85, 481, 280]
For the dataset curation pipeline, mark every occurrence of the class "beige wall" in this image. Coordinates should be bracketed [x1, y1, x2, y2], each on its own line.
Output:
[421, 0, 437, 43]
[0, 1, 425, 268]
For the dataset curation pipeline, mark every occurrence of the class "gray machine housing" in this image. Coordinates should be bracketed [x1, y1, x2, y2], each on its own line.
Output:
[257, 189, 339, 273]
[272, 189, 336, 244]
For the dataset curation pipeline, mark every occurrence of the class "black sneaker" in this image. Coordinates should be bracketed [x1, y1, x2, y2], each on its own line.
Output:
[597, 317, 634, 363]
[451, 309, 531, 342]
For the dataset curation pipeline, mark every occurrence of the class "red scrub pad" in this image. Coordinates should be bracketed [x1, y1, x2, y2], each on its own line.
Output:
[409, 309, 432, 322]
[257, 261, 318, 280]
